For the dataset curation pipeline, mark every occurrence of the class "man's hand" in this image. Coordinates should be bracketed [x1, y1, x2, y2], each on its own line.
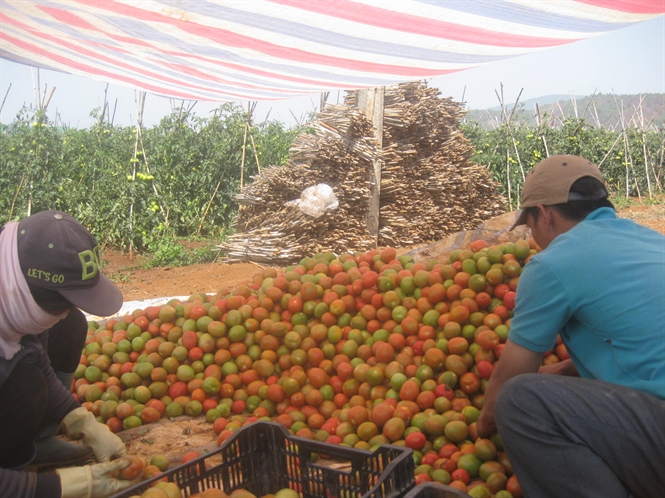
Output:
[538, 358, 579, 376]
[476, 410, 497, 438]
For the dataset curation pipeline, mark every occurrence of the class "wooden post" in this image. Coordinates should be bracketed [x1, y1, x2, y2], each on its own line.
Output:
[320, 91, 330, 112]
[357, 87, 384, 247]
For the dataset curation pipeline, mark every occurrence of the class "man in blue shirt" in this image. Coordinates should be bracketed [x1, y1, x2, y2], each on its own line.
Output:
[476, 155, 665, 498]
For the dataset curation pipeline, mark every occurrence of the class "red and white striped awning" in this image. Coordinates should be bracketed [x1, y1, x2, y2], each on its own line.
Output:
[1, 0, 663, 102]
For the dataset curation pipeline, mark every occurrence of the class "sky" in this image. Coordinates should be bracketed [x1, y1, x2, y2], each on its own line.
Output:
[0, 15, 663, 129]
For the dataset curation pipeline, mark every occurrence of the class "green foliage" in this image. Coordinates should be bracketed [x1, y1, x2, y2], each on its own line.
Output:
[143, 237, 220, 268]
[461, 116, 664, 211]
[105, 271, 131, 284]
[0, 104, 299, 253]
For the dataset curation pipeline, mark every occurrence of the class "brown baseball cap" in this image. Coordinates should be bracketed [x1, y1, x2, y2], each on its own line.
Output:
[511, 155, 608, 229]
[17, 211, 123, 316]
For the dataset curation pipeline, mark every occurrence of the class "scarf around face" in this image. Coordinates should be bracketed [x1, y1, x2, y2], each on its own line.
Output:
[0, 222, 67, 360]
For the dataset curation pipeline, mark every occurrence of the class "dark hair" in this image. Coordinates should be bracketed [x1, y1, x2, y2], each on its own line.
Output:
[526, 176, 614, 223]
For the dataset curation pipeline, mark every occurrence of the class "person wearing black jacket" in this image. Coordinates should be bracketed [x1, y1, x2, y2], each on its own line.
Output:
[1, 210, 137, 498]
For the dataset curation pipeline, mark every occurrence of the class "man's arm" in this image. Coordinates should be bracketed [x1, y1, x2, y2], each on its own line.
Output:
[476, 339, 544, 437]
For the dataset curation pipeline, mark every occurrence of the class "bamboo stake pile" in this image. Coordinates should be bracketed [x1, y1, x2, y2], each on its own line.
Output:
[221, 107, 378, 263]
[220, 81, 506, 264]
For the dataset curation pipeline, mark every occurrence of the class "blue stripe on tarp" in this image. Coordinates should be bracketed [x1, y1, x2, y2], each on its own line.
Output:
[9, 9, 406, 89]
[1, 18, 404, 96]
[413, 0, 632, 32]
[82, 15, 464, 83]
[0, 51, 55, 71]
[0, 24, 286, 100]
[151, 0, 500, 63]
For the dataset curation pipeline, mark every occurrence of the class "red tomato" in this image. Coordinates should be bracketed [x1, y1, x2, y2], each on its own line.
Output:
[405, 431, 427, 451]
[119, 456, 144, 480]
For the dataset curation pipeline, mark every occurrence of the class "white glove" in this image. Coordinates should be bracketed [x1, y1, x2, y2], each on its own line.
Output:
[61, 407, 127, 462]
[56, 458, 139, 498]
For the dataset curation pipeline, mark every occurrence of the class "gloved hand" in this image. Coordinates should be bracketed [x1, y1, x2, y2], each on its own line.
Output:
[56, 458, 139, 498]
[61, 407, 127, 462]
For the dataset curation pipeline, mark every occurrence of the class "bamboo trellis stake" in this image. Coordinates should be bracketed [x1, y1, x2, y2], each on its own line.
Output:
[239, 102, 251, 189]
[249, 133, 261, 174]
[495, 85, 526, 182]
[0, 83, 11, 115]
[97, 84, 109, 127]
[198, 102, 257, 235]
[613, 92, 641, 198]
[9, 175, 25, 221]
[534, 102, 550, 157]
[591, 99, 602, 128]
[128, 91, 146, 260]
[506, 149, 512, 209]
[638, 96, 654, 198]
[42, 86, 56, 112]
[137, 103, 167, 226]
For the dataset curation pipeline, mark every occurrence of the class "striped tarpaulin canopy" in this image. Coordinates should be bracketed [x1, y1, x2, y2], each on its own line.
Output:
[1, 0, 663, 102]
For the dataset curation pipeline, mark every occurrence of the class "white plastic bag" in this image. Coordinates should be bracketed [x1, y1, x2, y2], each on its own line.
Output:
[285, 184, 339, 218]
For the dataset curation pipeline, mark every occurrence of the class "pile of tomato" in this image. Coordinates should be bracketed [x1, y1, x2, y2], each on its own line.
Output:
[75, 239, 569, 498]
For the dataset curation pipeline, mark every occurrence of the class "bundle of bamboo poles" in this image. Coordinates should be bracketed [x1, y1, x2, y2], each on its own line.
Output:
[220, 107, 378, 264]
[220, 81, 506, 264]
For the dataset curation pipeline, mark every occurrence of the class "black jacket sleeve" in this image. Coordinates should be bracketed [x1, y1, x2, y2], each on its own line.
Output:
[0, 468, 61, 498]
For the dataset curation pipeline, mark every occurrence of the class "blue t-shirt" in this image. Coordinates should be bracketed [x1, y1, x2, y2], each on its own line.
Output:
[508, 207, 665, 399]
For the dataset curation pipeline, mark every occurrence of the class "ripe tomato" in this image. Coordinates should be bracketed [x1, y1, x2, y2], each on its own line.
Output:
[181, 451, 200, 464]
[405, 431, 427, 450]
[119, 456, 144, 480]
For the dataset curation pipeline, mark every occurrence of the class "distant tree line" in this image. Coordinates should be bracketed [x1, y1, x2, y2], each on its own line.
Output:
[465, 93, 665, 131]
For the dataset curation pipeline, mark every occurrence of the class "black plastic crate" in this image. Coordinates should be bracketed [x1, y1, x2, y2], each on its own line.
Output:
[402, 482, 471, 498]
[404, 482, 471, 498]
[112, 421, 415, 498]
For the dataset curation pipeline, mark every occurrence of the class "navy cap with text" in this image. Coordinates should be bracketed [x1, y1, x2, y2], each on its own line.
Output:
[17, 211, 123, 316]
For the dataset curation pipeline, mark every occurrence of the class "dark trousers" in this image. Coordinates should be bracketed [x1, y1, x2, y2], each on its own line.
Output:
[495, 374, 665, 498]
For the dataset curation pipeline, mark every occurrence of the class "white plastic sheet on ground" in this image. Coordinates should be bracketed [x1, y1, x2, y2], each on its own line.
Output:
[84, 296, 189, 323]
